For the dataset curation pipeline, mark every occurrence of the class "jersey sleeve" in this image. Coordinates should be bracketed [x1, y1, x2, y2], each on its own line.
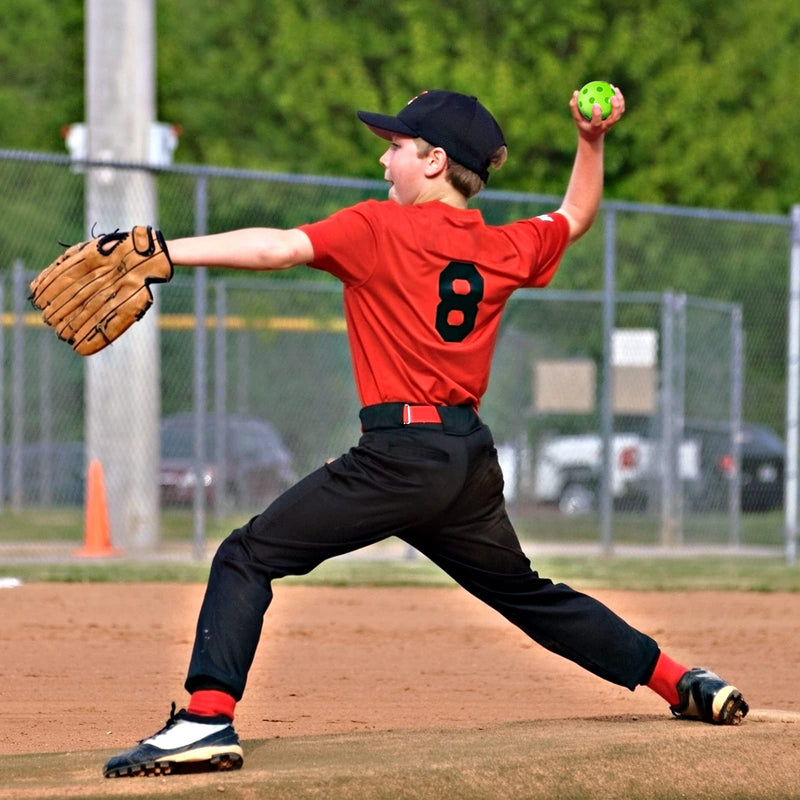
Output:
[298, 202, 379, 286]
[507, 211, 570, 288]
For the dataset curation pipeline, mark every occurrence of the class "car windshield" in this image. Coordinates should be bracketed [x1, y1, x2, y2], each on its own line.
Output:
[161, 424, 196, 459]
[161, 416, 288, 464]
[232, 422, 283, 459]
[742, 425, 784, 451]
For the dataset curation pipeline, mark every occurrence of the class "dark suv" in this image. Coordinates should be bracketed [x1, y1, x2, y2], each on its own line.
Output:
[686, 423, 784, 512]
[160, 413, 296, 508]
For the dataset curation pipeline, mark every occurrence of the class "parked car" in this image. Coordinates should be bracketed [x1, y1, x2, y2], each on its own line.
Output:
[3, 414, 295, 510]
[532, 432, 700, 515]
[686, 423, 784, 512]
[1, 441, 85, 505]
[159, 413, 296, 508]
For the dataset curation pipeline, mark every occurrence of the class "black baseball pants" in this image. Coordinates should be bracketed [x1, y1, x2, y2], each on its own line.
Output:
[186, 403, 660, 701]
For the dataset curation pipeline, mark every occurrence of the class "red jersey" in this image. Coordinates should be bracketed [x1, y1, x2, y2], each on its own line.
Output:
[299, 199, 569, 408]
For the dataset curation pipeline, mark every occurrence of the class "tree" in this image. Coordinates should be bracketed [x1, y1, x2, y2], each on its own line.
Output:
[1, 0, 797, 213]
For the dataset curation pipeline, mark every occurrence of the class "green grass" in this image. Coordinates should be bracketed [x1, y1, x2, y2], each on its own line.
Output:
[0, 507, 245, 542]
[2, 551, 799, 592]
[513, 508, 788, 548]
[1, 506, 790, 548]
[1, 506, 797, 591]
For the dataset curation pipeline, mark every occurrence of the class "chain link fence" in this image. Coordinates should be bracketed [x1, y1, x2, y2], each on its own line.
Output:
[0, 150, 795, 560]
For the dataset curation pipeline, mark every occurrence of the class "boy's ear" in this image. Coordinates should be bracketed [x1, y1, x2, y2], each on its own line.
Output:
[424, 146, 448, 178]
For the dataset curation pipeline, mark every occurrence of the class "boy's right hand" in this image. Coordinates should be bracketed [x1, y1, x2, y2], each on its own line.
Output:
[569, 84, 626, 140]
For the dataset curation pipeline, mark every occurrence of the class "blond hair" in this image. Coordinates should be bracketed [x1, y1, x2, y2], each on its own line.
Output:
[415, 139, 507, 199]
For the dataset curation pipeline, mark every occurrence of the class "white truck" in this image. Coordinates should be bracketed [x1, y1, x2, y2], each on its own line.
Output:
[531, 432, 700, 514]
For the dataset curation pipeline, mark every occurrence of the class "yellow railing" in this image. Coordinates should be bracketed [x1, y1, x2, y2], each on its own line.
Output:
[1, 312, 347, 333]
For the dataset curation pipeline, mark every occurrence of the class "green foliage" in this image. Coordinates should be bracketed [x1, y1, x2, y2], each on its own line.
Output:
[0, 2, 83, 153]
[1, 0, 797, 213]
[158, 0, 799, 213]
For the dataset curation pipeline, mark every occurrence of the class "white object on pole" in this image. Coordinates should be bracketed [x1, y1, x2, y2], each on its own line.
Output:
[64, 122, 179, 167]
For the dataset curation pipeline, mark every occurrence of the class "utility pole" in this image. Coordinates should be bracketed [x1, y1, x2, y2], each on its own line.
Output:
[84, 0, 160, 551]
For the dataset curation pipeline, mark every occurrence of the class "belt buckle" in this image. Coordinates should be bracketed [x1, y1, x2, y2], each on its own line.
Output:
[403, 404, 441, 425]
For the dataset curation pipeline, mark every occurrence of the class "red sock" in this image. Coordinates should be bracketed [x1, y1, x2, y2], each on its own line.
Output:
[646, 652, 688, 706]
[187, 689, 236, 720]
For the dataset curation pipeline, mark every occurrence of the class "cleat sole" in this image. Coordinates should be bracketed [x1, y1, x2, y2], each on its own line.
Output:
[716, 689, 749, 725]
[671, 668, 749, 726]
[104, 750, 243, 778]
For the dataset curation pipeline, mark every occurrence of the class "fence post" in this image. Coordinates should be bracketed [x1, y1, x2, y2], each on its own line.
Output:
[10, 260, 25, 511]
[674, 293, 687, 546]
[236, 330, 250, 415]
[0, 279, 4, 511]
[38, 327, 53, 504]
[600, 207, 616, 554]
[192, 175, 208, 560]
[785, 204, 800, 565]
[214, 280, 227, 520]
[730, 305, 744, 548]
[660, 292, 675, 547]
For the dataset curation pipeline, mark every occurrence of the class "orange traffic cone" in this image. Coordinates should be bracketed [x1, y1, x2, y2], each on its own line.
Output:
[74, 459, 121, 558]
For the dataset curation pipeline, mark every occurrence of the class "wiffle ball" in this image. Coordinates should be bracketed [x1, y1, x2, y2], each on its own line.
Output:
[578, 81, 614, 120]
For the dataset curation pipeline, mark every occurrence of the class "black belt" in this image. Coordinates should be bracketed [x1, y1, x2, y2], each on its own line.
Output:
[359, 403, 480, 433]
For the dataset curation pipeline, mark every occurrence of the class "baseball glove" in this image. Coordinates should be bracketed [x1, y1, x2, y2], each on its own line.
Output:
[29, 225, 173, 356]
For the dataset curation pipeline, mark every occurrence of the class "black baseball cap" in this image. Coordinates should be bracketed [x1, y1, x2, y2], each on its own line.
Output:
[357, 90, 506, 183]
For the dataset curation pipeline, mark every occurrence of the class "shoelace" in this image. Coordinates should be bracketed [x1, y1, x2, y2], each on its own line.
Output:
[139, 701, 180, 744]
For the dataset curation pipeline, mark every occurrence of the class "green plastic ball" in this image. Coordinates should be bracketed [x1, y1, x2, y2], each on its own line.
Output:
[578, 81, 614, 120]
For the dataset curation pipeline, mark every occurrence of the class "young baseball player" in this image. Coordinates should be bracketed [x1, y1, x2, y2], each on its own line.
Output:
[103, 87, 749, 778]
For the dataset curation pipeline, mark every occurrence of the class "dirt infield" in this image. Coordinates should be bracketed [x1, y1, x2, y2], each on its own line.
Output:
[0, 583, 798, 796]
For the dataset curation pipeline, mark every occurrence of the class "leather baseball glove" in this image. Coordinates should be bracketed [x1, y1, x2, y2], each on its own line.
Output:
[30, 225, 173, 356]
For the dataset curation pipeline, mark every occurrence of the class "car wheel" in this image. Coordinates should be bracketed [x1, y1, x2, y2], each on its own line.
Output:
[558, 483, 596, 515]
